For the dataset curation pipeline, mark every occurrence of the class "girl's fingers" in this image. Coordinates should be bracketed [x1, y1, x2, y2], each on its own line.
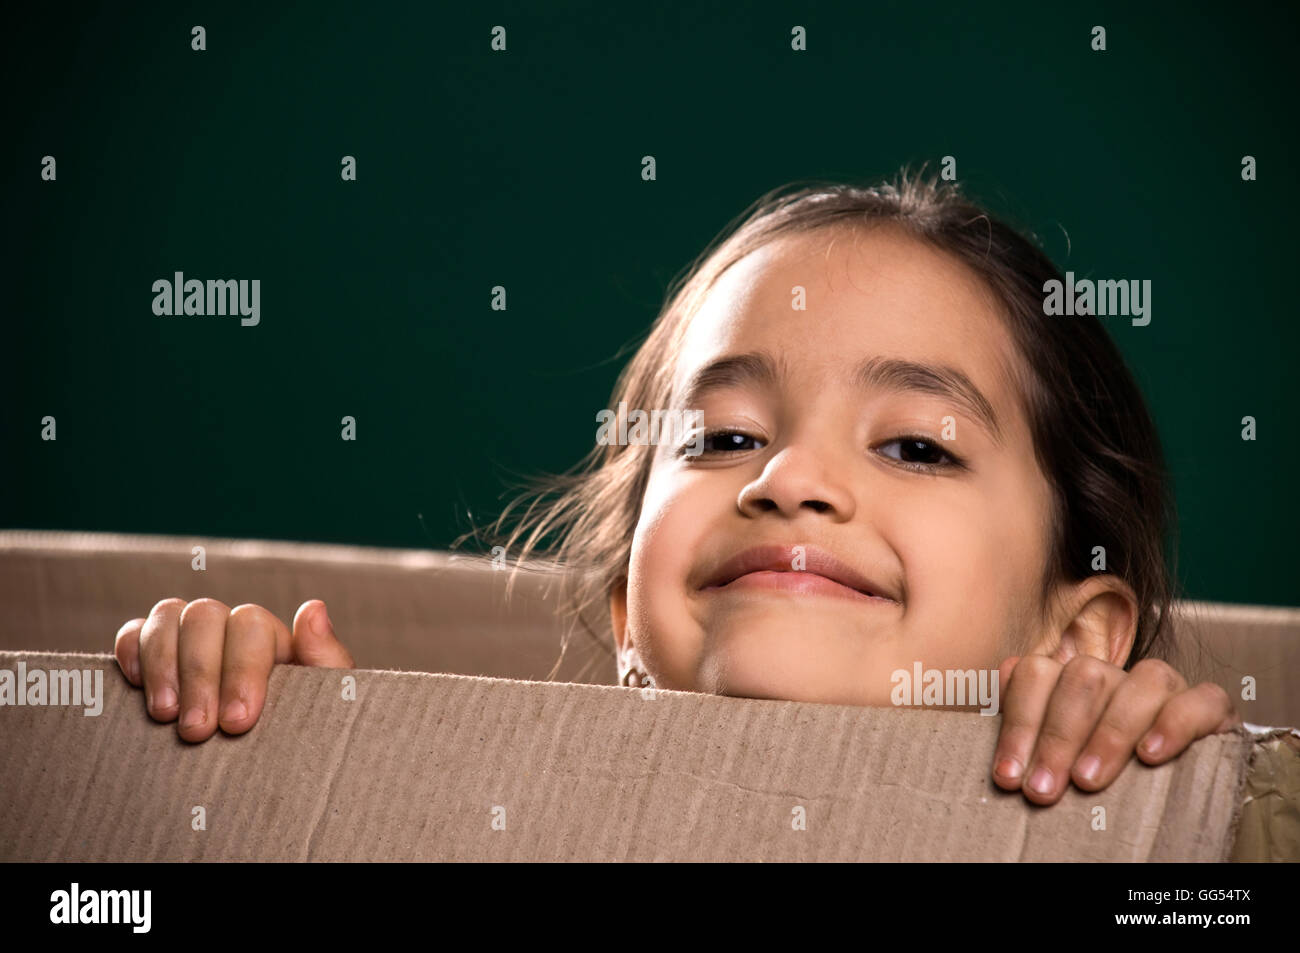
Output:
[1021, 656, 1127, 804]
[138, 598, 186, 723]
[1069, 657, 1185, 791]
[219, 604, 291, 735]
[175, 598, 232, 742]
[1138, 681, 1237, 766]
[113, 618, 147, 686]
[992, 654, 1062, 791]
[997, 656, 1021, 693]
[121, 598, 301, 743]
[1214, 703, 1245, 733]
[290, 600, 354, 668]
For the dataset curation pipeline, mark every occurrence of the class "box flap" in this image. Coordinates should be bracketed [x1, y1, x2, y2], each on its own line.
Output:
[0, 650, 1255, 862]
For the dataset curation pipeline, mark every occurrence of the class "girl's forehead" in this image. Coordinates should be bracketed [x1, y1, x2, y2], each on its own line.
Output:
[676, 226, 1018, 397]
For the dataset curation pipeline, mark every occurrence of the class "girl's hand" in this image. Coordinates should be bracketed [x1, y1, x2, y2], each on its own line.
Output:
[113, 598, 354, 743]
[990, 654, 1240, 805]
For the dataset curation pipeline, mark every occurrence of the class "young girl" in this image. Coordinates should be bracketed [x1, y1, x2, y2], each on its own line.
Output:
[112, 170, 1239, 807]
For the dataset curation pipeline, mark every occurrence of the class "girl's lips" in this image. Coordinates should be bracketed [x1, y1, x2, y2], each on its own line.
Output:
[696, 543, 901, 603]
[702, 569, 895, 604]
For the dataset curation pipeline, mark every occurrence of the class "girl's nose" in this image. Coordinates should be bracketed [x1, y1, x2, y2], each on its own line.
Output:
[736, 443, 857, 522]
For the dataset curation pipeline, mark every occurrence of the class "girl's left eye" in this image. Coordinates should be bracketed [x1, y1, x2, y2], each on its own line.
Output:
[876, 437, 965, 471]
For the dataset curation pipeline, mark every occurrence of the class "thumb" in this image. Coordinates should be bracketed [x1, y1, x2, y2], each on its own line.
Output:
[291, 600, 355, 668]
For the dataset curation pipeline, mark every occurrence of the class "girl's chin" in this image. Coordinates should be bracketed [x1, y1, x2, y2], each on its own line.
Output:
[695, 648, 894, 707]
[693, 606, 898, 656]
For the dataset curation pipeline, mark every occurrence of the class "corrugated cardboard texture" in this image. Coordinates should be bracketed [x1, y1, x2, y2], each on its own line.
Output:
[1, 530, 1297, 727]
[0, 650, 1255, 862]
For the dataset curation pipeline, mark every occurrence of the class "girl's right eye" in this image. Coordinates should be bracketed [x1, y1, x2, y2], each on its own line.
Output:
[686, 430, 765, 456]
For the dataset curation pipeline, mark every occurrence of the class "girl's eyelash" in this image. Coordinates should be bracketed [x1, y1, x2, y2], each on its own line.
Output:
[676, 429, 763, 458]
[678, 429, 967, 471]
[876, 435, 967, 471]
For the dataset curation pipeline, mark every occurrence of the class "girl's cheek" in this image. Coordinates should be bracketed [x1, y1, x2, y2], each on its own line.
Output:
[629, 476, 698, 604]
[637, 463, 719, 560]
[897, 515, 1011, 668]
[637, 459, 690, 531]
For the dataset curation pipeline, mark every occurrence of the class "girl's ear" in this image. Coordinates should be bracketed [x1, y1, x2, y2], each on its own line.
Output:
[1034, 575, 1138, 668]
[609, 577, 630, 656]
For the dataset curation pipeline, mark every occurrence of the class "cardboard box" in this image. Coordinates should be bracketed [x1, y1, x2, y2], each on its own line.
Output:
[1, 530, 1296, 862]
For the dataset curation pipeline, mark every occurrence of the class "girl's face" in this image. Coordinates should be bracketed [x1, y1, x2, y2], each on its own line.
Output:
[612, 225, 1061, 705]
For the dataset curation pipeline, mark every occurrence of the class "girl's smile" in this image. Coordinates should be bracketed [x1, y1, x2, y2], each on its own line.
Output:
[695, 542, 901, 605]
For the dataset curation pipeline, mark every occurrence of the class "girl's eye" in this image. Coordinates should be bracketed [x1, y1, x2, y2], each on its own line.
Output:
[682, 430, 765, 456]
[876, 436, 964, 471]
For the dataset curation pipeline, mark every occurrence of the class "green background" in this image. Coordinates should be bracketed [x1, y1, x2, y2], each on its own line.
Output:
[3, 1, 1296, 606]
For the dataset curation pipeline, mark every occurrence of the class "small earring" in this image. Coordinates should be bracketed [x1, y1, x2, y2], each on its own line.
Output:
[622, 666, 656, 689]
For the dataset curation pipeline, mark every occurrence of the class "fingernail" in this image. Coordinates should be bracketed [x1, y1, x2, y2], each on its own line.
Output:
[128, 660, 139, 683]
[1076, 755, 1101, 783]
[180, 707, 205, 729]
[1027, 767, 1053, 795]
[155, 686, 176, 711]
[996, 758, 1022, 781]
[222, 700, 247, 724]
[1142, 733, 1164, 757]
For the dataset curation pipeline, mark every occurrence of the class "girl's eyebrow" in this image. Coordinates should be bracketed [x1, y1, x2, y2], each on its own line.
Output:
[857, 354, 1004, 445]
[678, 349, 1004, 445]
[678, 351, 784, 407]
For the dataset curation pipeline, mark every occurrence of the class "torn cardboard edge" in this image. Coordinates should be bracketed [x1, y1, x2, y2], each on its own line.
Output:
[1230, 725, 1300, 862]
[2, 651, 1287, 862]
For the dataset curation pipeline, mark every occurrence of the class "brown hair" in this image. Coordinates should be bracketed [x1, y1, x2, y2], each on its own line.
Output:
[456, 168, 1179, 681]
